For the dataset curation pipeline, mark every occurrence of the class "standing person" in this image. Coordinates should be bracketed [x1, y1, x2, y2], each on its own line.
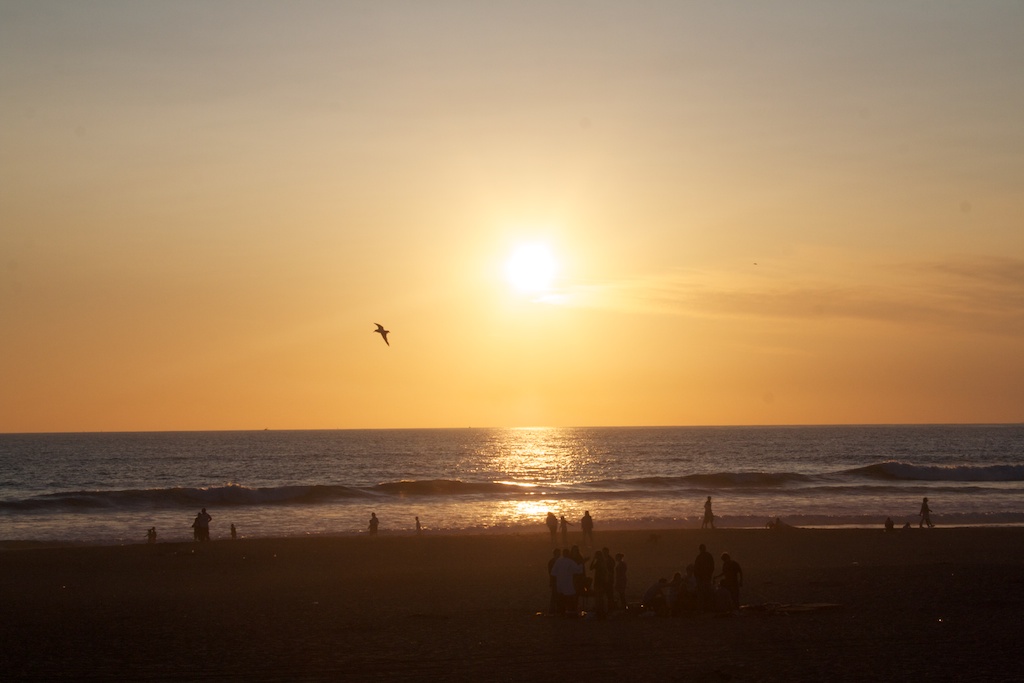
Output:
[702, 496, 715, 529]
[693, 543, 715, 612]
[196, 508, 212, 541]
[601, 548, 616, 610]
[547, 549, 562, 614]
[715, 552, 743, 609]
[559, 515, 573, 547]
[569, 545, 589, 605]
[146, 527, 157, 544]
[551, 547, 583, 615]
[368, 512, 379, 535]
[614, 553, 628, 612]
[919, 497, 934, 528]
[545, 512, 558, 543]
[230, 523, 237, 540]
[580, 511, 594, 546]
[415, 516, 422, 534]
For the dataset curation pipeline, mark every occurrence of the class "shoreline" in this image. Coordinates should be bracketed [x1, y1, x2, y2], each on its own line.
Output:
[3, 528, 1023, 680]
[5, 520, 1024, 551]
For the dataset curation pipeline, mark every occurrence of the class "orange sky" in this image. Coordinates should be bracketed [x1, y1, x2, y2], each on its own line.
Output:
[2, 2, 1023, 432]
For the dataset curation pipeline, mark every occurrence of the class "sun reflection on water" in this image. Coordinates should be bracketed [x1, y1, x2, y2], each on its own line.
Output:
[468, 427, 602, 486]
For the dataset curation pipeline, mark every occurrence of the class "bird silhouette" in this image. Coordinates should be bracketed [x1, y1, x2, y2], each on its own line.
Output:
[373, 323, 390, 346]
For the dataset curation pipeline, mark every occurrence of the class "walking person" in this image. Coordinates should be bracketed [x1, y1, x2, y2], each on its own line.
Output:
[702, 496, 715, 529]
[919, 497, 934, 528]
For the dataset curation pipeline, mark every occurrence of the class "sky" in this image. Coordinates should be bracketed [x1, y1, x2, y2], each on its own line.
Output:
[2, 1, 1023, 432]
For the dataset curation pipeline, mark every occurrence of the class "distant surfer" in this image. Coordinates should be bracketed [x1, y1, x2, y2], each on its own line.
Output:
[373, 323, 390, 346]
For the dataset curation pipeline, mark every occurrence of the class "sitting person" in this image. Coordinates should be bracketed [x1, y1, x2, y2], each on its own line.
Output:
[642, 578, 668, 615]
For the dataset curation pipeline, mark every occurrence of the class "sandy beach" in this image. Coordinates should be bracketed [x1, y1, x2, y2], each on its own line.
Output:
[2, 528, 1023, 681]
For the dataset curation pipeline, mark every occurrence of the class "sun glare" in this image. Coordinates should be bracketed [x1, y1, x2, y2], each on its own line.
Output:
[505, 243, 558, 293]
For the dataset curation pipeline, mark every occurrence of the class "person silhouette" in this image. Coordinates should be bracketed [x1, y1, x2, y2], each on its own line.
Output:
[919, 498, 934, 528]
[715, 552, 743, 610]
[702, 496, 715, 529]
[550, 547, 584, 615]
[230, 523, 237, 540]
[368, 512, 379, 535]
[415, 516, 422, 534]
[614, 553, 628, 612]
[547, 548, 562, 614]
[191, 508, 212, 542]
[559, 515, 573, 546]
[545, 512, 558, 543]
[693, 543, 715, 611]
[589, 548, 610, 618]
[146, 527, 157, 544]
[197, 508, 212, 541]
[580, 511, 594, 546]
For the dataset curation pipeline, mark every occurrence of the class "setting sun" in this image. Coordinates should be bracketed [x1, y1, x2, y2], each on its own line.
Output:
[504, 243, 558, 293]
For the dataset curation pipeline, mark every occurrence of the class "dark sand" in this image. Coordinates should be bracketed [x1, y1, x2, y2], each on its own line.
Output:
[2, 528, 1023, 681]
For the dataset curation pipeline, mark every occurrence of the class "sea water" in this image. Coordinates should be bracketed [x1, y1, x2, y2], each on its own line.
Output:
[1, 425, 1022, 545]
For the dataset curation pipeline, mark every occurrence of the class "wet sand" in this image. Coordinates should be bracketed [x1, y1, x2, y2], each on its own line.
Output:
[2, 528, 1023, 681]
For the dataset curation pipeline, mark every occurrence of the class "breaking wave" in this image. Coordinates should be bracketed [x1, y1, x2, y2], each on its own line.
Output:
[0, 480, 542, 511]
[845, 462, 1024, 482]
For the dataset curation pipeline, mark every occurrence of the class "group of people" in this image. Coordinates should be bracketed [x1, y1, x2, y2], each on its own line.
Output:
[548, 545, 627, 619]
[639, 544, 744, 617]
[545, 540, 744, 619]
[366, 512, 424, 535]
[191, 508, 212, 541]
[884, 497, 936, 532]
[546, 510, 596, 547]
[543, 503, 746, 618]
[169, 509, 236, 542]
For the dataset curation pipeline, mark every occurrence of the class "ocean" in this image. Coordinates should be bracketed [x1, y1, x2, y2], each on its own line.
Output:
[1, 425, 1022, 545]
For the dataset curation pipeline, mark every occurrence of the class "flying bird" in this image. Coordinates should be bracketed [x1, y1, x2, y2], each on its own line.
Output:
[373, 323, 390, 346]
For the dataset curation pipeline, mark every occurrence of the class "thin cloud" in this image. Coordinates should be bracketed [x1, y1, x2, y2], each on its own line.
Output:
[561, 255, 1024, 336]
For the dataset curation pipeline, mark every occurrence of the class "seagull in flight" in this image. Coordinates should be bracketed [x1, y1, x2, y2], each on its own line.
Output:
[373, 323, 390, 346]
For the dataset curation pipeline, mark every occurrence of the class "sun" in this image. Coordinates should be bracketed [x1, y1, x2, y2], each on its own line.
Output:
[505, 243, 558, 293]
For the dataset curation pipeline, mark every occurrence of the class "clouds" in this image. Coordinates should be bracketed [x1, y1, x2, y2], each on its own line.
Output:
[565, 255, 1024, 336]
